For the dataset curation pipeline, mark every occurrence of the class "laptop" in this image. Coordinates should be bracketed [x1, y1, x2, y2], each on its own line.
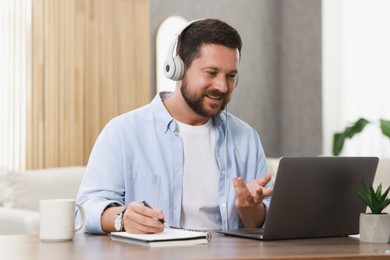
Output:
[218, 156, 379, 240]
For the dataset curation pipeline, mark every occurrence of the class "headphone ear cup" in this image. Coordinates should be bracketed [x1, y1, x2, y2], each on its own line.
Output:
[164, 58, 176, 80]
[164, 56, 184, 81]
[170, 56, 185, 81]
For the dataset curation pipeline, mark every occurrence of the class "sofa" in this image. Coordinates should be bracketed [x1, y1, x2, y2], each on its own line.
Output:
[0, 166, 85, 235]
[0, 158, 389, 235]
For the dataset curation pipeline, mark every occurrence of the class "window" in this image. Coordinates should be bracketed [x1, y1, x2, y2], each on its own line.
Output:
[0, 0, 31, 170]
[323, 0, 390, 157]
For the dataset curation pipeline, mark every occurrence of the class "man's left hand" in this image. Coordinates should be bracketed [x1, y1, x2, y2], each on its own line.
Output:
[232, 173, 273, 228]
[233, 173, 273, 209]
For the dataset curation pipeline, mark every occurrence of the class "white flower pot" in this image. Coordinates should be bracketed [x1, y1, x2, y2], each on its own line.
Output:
[359, 213, 390, 243]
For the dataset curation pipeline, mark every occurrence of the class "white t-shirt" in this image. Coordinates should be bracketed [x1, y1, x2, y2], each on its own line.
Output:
[175, 119, 221, 230]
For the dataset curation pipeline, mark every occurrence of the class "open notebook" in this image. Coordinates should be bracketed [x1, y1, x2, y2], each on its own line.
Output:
[110, 227, 212, 247]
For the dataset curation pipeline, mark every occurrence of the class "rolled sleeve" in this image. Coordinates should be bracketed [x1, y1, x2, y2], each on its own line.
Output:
[80, 199, 123, 234]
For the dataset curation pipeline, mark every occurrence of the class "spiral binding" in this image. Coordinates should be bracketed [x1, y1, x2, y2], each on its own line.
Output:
[168, 226, 212, 242]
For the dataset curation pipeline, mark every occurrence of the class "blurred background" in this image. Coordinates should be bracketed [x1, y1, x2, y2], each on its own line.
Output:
[1, 0, 389, 171]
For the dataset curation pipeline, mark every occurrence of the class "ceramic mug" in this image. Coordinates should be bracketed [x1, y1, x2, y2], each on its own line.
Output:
[39, 199, 85, 241]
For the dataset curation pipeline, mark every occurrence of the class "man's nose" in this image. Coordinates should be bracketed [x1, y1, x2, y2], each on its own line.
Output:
[213, 74, 228, 93]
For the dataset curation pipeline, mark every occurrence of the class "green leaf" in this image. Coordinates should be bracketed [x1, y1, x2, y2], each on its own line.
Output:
[332, 118, 369, 156]
[346, 118, 370, 135]
[355, 180, 390, 214]
[354, 187, 371, 207]
[380, 186, 390, 201]
[375, 184, 383, 197]
[380, 119, 390, 138]
[333, 133, 345, 156]
[383, 199, 390, 210]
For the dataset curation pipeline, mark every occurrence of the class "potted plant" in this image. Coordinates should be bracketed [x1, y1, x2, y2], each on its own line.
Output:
[333, 118, 390, 156]
[354, 180, 390, 243]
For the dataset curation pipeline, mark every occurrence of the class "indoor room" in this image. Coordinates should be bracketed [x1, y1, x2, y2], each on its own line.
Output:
[1, 0, 390, 258]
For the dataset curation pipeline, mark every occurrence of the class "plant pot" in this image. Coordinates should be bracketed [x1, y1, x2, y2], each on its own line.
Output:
[359, 213, 390, 243]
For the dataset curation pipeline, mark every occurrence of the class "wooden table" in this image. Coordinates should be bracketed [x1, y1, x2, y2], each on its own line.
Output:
[1, 232, 390, 260]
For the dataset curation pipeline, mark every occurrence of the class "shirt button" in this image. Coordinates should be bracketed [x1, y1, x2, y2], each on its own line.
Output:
[222, 203, 227, 208]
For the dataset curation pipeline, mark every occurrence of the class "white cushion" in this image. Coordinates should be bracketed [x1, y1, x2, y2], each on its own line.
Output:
[266, 157, 280, 180]
[2, 166, 85, 211]
[0, 207, 40, 234]
[0, 169, 15, 207]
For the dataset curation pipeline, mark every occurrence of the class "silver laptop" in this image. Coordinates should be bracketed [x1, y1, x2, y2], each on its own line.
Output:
[218, 156, 379, 240]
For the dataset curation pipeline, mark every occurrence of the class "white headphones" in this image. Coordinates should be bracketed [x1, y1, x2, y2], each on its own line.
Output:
[163, 19, 202, 81]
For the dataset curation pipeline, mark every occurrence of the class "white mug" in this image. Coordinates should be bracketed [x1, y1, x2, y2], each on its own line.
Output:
[39, 199, 85, 241]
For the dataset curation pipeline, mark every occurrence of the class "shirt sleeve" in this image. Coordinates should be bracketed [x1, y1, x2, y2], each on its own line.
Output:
[76, 120, 126, 234]
[254, 129, 273, 226]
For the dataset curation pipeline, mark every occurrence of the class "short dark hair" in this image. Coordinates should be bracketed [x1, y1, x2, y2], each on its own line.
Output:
[177, 18, 242, 69]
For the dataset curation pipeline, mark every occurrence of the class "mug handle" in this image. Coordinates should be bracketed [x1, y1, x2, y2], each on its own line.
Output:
[75, 204, 86, 232]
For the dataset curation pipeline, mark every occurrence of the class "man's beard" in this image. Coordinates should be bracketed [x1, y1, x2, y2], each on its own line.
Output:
[180, 82, 230, 118]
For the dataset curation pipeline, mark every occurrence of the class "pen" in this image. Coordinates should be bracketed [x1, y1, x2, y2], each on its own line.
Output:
[141, 200, 165, 225]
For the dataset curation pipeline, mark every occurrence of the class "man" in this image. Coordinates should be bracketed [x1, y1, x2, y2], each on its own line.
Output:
[76, 18, 273, 234]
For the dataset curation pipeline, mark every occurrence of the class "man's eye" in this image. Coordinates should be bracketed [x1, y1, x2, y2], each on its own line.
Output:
[228, 74, 237, 80]
[207, 71, 217, 76]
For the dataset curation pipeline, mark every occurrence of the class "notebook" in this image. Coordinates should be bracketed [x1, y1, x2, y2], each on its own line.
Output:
[110, 227, 212, 247]
[218, 156, 379, 240]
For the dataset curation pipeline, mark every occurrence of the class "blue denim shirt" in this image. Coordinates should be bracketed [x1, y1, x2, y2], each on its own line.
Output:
[76, 92, 272, 234]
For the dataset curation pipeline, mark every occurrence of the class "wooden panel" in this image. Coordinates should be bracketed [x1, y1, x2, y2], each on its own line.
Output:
[115, 0, 134, 114]
[71, 0, 84, 166]
[28, 0, 45, 169]
[28, 0, 150, 169]
[133, 0, 150, 108]
[84, 0, 100, 163]
[44, 0, 59, 167]
[58, 0, 69, 166]
[98, 0, 116, 129]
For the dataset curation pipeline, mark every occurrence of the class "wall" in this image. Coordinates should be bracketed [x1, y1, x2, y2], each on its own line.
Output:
[149, 0, 322, 157]
[279, 1, 322, 156]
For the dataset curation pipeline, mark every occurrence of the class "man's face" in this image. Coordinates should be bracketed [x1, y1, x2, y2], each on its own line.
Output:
[180, 44, 239, 118]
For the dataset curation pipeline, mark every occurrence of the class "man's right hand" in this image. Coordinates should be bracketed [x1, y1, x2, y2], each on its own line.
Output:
[123, 201, 165, 234]
[102, 202, 165, 234]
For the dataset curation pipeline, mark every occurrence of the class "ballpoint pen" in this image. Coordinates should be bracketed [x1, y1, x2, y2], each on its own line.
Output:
[141, 200, 165, 225]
